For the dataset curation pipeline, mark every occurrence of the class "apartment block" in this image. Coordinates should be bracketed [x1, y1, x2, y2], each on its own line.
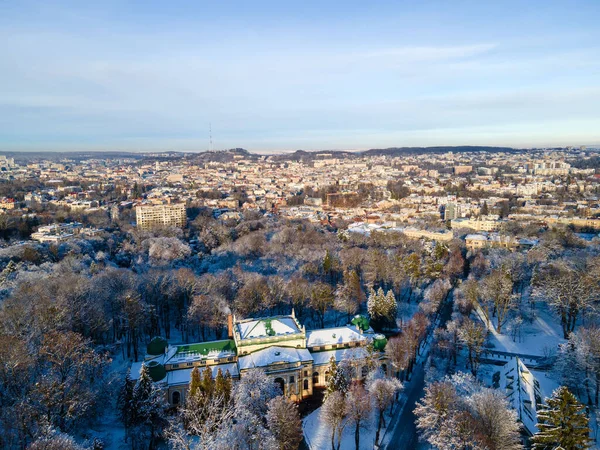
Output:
[135, 203, 187, 230]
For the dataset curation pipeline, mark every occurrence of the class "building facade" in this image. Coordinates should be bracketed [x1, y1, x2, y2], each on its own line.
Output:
[130, 312, 386, 406]
[135, 203, 187, 230]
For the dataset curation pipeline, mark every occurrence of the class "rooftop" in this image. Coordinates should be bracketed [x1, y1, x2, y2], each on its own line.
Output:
[169, 339, 236, 364]
[236, 316, 302, 340]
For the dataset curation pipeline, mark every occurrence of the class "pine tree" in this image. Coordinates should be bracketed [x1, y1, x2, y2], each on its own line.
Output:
[201, 366, 214, 398]
[325, 356, 349, 398]
[368, 288, 397, 331]
[223, 370, 233, 403]
[214, 368, 226, 399]
[130, 364, 168, 447]
[117, 369, 135, 429]
[533, 386, 592, 450]
[189, 366, 202, 398]
[480, 201, 489, 216]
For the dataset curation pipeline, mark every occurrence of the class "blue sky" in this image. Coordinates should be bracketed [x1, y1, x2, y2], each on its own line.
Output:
[1, 0, 599, 152]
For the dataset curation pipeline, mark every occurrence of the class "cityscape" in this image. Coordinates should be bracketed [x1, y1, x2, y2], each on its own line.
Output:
[1, 1, 600, 450]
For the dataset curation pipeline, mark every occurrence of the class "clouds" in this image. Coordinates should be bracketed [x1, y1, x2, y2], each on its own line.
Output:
[0, 1, 599, 151]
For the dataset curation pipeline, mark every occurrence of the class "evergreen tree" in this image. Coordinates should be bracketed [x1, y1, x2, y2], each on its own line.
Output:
[214, 368, 226, 399]
[480, 201, 489, 216]
[325, 356, 349, 398]
[189, 366, 202, 398]
[117, 369, 135, 429]
[130, 364, 168, 448]
[201, 366, 214, 398]
[368, 288, 397, 331]
[533, 386, 592, 450]
[223, 370, 233, 403]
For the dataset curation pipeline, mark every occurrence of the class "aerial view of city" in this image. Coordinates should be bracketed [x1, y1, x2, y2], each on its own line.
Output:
[1, 1, 600, 450]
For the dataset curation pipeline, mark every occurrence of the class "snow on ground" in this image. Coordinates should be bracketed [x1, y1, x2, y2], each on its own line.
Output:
[475, 304, 565, 356]
[303, 405, 378, 450]
[531, 369, 560, 402]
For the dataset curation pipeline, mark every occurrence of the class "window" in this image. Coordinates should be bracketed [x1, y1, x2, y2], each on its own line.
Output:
[304, 370, 308, 377]
[313, 372, 319, 385]
[172, 364, 179, 369]
[187, 362, 193, 367]
[172, 391, 181, 405]
[304, 379, 309, 390]
[289, 376, 295, 384]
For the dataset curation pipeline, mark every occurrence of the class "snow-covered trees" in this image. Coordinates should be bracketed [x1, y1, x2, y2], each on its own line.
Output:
[533, 386, 592, 450]
[367, 375, 403, 444]
[325, 356, 350, 398]
[266, 396, 302, 450]
[309, 282, 335, 329]
[533, 260, 597, 339]
[34, 330, 110, 433]
[334, 269, 364, 323]
[481, 269, 515, 333]
[557, 326, 600, 407]
[367, 287, 397, 331]
[145, 237, 192, 264]
[345, 384, 373, 450]
[458, 319, 487, 376]
[415, 373, 522, 450]
[234, 369, 281, 419]
[321, 391, 347, 450]
[421, 278, 451, 318]
[128, 363, 169, 449]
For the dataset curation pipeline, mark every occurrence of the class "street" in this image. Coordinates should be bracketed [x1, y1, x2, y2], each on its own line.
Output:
[383, 290, 455, 450]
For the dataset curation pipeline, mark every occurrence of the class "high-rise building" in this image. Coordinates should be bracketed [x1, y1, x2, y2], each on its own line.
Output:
[444, 203, 461, 220]
[135, 203, 186, 230]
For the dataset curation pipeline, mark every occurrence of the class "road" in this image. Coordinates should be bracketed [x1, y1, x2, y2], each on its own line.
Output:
[385, 361, 428, 449]
[384, 290, 455, 450]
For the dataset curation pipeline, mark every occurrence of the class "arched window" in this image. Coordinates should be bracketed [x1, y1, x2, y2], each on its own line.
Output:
[324, 371, 330, 383]
[313, 372, 319, 385]
[172, 391, 181, 405]
[274, 377, 285, 395]
[304, 379, 309, 390]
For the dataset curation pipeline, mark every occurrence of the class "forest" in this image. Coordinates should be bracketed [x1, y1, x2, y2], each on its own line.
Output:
[0, 209, 598, 449]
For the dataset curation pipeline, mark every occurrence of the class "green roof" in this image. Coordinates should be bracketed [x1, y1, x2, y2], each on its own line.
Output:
[176, 339, 236, 356]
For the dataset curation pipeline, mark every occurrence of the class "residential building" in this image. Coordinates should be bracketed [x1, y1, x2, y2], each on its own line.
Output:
[135, 203, 186, 230]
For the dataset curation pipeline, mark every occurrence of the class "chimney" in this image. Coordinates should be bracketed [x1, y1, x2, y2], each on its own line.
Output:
[227, 314, 234, 339]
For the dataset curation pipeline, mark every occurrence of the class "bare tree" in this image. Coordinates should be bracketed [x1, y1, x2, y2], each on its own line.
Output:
[458, 319, 486, 376]
[533, 260, 597, 339]
[482, 269, 514, 333]
[266, 396, 302, 450]
[367, 376, 403, 444]
[321, 391, 347, 450]
[345, 384, 372, 450]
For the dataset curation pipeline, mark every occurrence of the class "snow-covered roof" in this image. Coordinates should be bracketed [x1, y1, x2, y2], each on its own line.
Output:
[237, 317, 301, 340]
[238, 346, 313, 370]
[306, 325, 367, 347]
[499, 357, 541, 436]
[166, 363, 239, 386]
[311, 347, 368, 367]
[465, 234, 488, 241]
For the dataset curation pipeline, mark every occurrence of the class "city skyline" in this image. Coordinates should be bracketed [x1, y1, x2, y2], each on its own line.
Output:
[1, 0, 600, 152]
